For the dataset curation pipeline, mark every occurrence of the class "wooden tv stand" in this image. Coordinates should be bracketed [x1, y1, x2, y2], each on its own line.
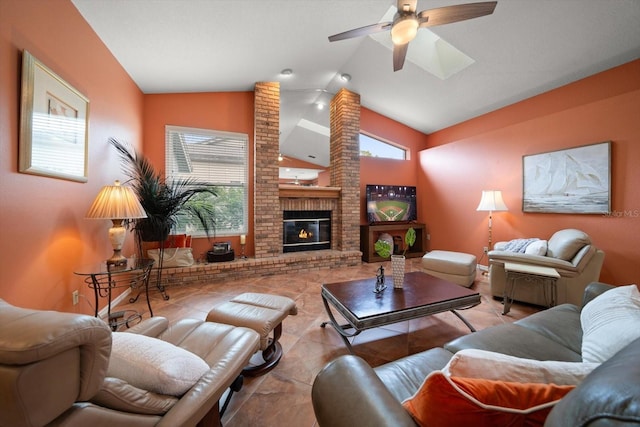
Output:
[360, 223, 427, 263]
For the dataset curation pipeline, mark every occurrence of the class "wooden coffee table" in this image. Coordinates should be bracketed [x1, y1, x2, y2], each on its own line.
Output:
[321, 271, 480, 352]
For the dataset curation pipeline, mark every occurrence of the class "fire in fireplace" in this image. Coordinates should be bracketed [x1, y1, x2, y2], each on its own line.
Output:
[283, 210, 331, 253]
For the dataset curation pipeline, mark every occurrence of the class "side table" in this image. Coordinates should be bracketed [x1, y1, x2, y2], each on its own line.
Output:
[74, 258, 154, 330]
[502, 262, 560, 315]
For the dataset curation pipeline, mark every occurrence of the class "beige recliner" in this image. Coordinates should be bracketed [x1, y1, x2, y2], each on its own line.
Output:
[0, 299, 260, 427]
[488, 229, 605, 307]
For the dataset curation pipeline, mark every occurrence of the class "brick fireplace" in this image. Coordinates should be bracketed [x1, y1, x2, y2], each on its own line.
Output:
[149, 84, 362, 288]
[253, 83, 361, 264]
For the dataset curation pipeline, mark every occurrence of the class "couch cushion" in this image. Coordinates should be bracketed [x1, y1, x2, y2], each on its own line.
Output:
[402, 371, 574, 427]
[108, 332, 209, 396]
[546, 229, 590, 261]
[445, 324, 582, 362]
[443, 349, 599, 385]
[374, 347, 453, 403]
[580, 284, 640, 363]
[91, 377, 178, 415]
[545, 336, 640, 427]
[515, 303, 583, 355]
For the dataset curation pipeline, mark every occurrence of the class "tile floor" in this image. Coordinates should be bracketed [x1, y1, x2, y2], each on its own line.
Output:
[116, 257, 539, 427]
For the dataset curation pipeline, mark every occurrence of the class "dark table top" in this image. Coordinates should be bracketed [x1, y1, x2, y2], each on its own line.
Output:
[322, 271, 480, 321]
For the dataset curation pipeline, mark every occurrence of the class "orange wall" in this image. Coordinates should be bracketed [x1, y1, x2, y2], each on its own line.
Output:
[0, 0, 144, 312]
[420, 60, 640, 285]
[360, 107, 429, 224]
[142, 92, 255, 259]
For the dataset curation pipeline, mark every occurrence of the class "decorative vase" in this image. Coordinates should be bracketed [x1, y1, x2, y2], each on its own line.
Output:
[391, 255, 405, 289]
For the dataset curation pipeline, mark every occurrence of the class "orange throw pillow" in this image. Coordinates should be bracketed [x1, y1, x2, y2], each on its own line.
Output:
[402, 371, 574, 427]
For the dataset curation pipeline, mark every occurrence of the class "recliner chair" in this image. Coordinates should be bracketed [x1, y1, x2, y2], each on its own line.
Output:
[0, 299, 260, 427]
[488, 229, 605, 307]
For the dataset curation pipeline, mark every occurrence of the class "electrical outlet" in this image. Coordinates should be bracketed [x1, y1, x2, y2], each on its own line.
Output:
[483, 246, 489, 254]
[72, 290, 79, 306]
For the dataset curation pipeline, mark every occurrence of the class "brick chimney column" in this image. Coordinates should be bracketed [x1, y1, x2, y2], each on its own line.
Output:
[330, 88, 360, 252]
[253, 82, 281, 258]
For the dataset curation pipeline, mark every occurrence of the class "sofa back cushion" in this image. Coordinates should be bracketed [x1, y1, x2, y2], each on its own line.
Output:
[546, 229, 591, 261]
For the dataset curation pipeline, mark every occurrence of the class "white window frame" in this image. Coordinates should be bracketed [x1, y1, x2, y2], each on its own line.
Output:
[165, 125, 248, 238]
[359, 131, 409, 160]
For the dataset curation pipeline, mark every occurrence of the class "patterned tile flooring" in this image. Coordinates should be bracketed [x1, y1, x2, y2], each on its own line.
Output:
[116, 257, 539, 427]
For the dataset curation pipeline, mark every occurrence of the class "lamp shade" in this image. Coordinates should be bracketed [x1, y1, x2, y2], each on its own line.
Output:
[86, 180, 147, 220]
[476, 190, 508, 212]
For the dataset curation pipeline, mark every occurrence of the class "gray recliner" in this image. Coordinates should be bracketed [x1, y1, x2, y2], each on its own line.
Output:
[488, 229, 605, 306]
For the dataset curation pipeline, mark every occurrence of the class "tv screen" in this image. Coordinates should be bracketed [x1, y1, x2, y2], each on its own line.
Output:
[366, 185, 417, 223]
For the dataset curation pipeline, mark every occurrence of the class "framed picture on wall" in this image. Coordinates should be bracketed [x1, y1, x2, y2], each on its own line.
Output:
[522, 141, 611, 214]
[19, 50, 89, 182]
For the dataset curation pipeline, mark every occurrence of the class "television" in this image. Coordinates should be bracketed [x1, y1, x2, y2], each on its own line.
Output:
[366, 184, 417, 224]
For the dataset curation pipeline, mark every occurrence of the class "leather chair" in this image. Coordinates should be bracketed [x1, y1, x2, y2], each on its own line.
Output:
[0, 299, 260, 427]
[488, 229, 605, 307]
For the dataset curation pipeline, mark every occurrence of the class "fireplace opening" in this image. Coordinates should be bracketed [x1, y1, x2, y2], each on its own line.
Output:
[283, 210, 331, 253]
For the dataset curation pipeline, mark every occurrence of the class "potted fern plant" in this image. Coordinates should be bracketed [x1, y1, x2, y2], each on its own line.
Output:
[374, 227, 416, 289]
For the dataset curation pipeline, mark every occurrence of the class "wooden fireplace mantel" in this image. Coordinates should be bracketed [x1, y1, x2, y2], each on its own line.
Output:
[279, 185, 341, 199]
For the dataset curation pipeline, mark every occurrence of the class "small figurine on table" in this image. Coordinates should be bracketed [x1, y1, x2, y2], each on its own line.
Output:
[374, 265, 386, 294]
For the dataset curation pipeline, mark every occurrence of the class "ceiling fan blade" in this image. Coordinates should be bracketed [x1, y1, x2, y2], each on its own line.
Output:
[328, 22, 392, 42]
[418, 1, 497, 27]
[397, 0, 418, 13]
[393, 43, 409, 71]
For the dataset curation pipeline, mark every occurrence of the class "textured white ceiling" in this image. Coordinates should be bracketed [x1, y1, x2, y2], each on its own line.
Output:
[72, 0, 640, 178]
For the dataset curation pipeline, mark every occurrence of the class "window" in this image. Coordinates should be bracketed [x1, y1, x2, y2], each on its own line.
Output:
[165, 125, 248, 237]
[359, 133, 407, 160]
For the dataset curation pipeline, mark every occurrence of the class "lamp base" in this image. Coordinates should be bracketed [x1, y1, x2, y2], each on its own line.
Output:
[107, 251, 128, 269]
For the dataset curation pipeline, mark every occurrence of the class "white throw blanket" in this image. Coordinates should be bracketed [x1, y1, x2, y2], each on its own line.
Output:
[502, 238, 540, 253]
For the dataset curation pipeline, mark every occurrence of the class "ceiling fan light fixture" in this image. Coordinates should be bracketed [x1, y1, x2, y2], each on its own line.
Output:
[391, 15, 418, 45]
[280, 68, 293, 76]
[340, 73, 351, 82]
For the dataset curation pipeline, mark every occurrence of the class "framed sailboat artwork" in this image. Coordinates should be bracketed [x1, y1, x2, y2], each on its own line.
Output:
[522, 141, 611, 214]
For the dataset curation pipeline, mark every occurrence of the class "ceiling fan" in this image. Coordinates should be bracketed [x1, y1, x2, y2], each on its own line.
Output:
[328, 1, 497, 71]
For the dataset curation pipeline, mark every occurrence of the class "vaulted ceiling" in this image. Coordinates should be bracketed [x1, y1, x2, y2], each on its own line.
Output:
[72, 0, 640, 180]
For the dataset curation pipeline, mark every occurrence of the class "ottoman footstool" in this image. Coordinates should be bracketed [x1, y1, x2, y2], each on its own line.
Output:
[422, 250, 477, 287]
[206, 292, 297, 377]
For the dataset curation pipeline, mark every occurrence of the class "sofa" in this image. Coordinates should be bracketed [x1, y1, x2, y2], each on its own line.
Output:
[312, 282, 640, 426]
[488, 228, 605, 307]
[0, 299, 260, 427]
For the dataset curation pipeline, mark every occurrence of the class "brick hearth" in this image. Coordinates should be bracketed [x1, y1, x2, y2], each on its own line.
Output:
[149, 250, 362, 288]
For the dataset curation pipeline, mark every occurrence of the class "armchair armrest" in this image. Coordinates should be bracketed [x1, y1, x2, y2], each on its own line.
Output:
[312, 355, 417, 427]
[489, 251, 577, 273]
[126, 316, 169, 337]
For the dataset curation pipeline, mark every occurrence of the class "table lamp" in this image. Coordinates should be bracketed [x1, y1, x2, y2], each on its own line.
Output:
[476, 190, 508, 251]
[86, 180, 147, 267]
